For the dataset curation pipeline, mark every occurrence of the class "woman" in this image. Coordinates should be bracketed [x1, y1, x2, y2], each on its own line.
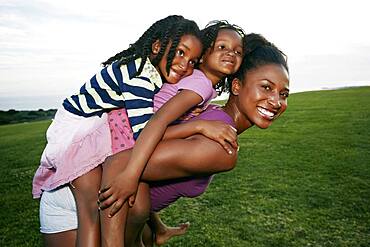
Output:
[109, 32, 290, 246]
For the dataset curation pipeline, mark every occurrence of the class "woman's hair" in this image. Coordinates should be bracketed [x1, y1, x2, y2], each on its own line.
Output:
[102, 15, 201, 77]
[227, 33, 289, 92]
[199, 20, 246, 94]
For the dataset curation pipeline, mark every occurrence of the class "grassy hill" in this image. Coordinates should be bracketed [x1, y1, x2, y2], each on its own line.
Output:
[0, 87, 369, 246]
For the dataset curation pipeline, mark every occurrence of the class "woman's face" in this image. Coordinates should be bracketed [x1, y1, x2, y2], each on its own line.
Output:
[154, 34, 202, 84]
[235, 64, 290, 129]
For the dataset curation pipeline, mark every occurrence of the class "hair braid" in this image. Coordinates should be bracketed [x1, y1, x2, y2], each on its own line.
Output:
[102, 15, 199, 77]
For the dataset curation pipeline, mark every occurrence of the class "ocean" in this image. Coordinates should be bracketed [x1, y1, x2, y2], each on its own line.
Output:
[0, 95, 64, 111]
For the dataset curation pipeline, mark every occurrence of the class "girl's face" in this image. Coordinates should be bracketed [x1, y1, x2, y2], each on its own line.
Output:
[234, 64, 289, 129]
[201, 29, 244, 82]
[154, 34, 202, 84]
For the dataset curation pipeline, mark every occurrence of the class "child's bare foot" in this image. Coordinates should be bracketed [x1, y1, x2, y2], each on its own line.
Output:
[155, 222, 190, 246]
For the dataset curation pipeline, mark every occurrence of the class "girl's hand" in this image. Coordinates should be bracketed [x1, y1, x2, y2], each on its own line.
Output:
[198, 120, 238, 154]
[98, 170, 138, 217]
[179, 107, 204, 121]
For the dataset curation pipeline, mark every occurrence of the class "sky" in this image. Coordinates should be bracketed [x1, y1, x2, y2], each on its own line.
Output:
[1, 0, 370, 110]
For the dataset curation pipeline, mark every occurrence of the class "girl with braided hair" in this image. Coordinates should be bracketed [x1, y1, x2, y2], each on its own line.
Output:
[32, 15, 233, 247]
[97, 20, 246, 246]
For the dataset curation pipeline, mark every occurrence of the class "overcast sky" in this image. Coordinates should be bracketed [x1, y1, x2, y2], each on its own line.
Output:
[1, 0, 370, 109]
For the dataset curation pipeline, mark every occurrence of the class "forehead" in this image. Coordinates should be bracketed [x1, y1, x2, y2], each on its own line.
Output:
[246, 64, 290, 89]
[216, 29, 243, 43]
[177, 34, 202, 49]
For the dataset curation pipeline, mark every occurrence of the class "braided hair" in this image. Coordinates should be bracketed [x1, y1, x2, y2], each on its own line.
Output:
[102, 15, 201, 77]
[199, 20, 246, 94]
[227, 33, 289, 92]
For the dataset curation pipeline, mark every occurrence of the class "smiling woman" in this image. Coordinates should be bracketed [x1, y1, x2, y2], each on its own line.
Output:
[96, 32, 290, 245]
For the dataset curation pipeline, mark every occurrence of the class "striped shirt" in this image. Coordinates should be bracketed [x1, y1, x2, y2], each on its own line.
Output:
[63, 58, 162, 139]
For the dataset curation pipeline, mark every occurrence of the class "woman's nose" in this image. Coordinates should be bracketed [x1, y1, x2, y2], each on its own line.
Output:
[268, 94, 281, 108]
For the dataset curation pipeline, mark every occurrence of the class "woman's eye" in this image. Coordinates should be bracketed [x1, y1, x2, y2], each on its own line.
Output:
[263, 85, 271, 91]
[217, 45, 225, 50]
[281, 92, 289, 98]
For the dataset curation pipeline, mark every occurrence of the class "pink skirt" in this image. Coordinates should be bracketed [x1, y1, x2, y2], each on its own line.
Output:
[32, 108, 134, 198]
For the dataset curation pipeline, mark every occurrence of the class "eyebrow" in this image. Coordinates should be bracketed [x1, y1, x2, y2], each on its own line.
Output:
[266, 79, 290, 91]
[179, 43, 191, 51]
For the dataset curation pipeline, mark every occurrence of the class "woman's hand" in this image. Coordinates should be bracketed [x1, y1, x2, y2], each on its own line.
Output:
[98, 169, 138, 217]
[198, 120, 238, 154]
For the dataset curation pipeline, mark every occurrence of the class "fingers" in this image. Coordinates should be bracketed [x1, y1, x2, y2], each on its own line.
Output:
[98, 194, 117, 210]
[128, 194, 136, 207]
[220, 140, 234, 154]
[109, 200, 123, 217]
[98, 187, 111, 202]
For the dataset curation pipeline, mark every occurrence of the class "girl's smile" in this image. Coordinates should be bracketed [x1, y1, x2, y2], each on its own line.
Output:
[200, 29, 244, 85]
[155, 34, 202, 84]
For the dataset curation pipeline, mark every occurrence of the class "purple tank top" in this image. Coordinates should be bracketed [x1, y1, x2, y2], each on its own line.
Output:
[150, 104, 235, 212]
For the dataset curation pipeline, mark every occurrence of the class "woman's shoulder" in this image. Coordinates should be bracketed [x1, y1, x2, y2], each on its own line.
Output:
[194, 104, 235, 127]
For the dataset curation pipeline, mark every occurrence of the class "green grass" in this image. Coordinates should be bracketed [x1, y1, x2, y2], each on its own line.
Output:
[1, 87, 370, 246]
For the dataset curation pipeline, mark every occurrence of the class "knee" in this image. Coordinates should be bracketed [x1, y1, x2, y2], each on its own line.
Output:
[128, 198, 151, 225]
[70, 188, 99, 219]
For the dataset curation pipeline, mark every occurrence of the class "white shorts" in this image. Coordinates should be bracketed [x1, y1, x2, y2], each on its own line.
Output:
[39, 185, 78, 234]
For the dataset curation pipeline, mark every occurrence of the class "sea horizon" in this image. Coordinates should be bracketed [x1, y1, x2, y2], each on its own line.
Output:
[1, 84, 369, 111]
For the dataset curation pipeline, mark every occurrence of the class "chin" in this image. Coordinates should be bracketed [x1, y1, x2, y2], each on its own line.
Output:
[255, 121, 272, 129]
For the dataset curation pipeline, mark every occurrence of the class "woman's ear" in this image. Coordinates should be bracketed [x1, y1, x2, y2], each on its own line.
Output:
[231, 78, 241, 95]
[152, 40, 161, 55]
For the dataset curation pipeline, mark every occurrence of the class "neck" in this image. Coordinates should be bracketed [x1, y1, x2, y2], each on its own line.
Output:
[199, 64, 224, 87]
[222, 96, 253, 134]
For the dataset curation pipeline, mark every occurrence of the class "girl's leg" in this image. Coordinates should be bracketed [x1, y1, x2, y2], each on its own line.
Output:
[125, 182, 151, 247]
[101, 152, 152, 247]
[100, 152, 131, 247]
[69, 166, 102, 247]
[42, 231, 77, 247]
[142, 223, 154, 247]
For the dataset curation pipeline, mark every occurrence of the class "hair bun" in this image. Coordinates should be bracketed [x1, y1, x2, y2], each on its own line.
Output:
[244, 33, 271, 54]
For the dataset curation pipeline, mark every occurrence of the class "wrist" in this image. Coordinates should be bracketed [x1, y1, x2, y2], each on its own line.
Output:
[195, 120, 206, 135]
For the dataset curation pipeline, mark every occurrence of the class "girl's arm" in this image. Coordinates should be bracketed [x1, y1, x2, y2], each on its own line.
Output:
[98, 131, 238, 210]
[163, 119, 238, 153]
[99, 90, 204, 215]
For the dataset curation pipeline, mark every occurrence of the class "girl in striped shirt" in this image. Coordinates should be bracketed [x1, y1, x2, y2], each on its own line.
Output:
[33, 15, 202, 246]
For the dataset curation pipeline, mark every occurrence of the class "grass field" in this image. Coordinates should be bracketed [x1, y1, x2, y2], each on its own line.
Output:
[0, 87, 369, 246]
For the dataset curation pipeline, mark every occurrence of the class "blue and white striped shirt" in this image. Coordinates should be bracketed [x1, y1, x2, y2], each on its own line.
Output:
[63, 58, 162, 139]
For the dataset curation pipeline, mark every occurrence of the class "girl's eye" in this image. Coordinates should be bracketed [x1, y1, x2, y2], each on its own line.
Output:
[262, 85, 271, 91]
[217, 45, 226, 50]
[234, 50, 243, 56]
[189, 60, 197, 66]
[176, 50, 185, 56]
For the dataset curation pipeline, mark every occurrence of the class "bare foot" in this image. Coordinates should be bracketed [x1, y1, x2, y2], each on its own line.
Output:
[155, 222, 190, 246]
